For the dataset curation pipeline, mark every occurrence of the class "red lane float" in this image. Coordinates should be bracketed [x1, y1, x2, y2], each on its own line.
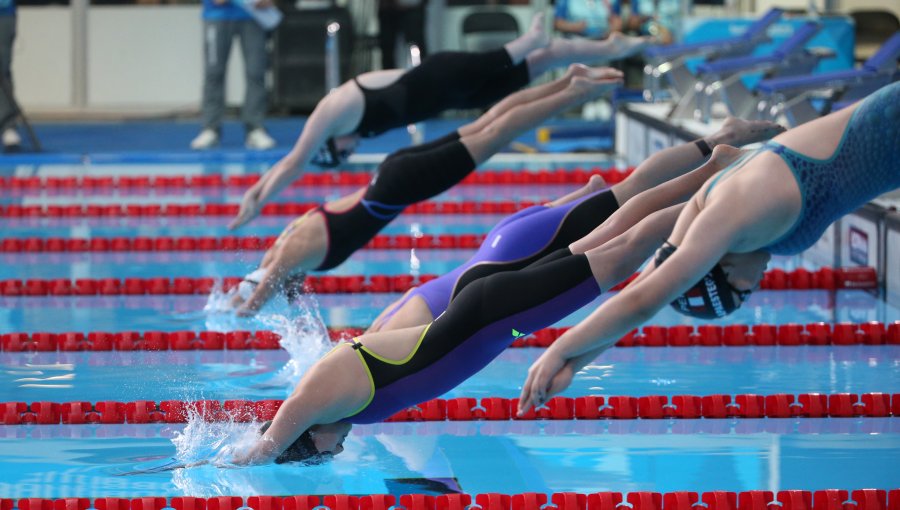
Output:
[1, 200, 546, 218]
[3, 321, 898, 352]
[2, 393, 899, 424]
[0, 266, 877, 299]
[0, 234, 491, 253]
[1, 490, 898, 510]
[0, 168, 636, 192]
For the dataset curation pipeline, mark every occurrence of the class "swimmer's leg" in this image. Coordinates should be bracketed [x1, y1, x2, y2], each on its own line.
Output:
[525, 33, 652, 79]
[425, 251, 602, 361]
[462, 75, 622, 164]
[546, 174, 608, 207]
[459, 64, 611, 137]
[611, 116, 785, 204]
[502, 12, 551, 65]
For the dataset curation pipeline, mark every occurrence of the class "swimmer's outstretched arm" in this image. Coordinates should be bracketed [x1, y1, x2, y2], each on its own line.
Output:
[230, 89, 357, 230]
[517, 182, 786, 414]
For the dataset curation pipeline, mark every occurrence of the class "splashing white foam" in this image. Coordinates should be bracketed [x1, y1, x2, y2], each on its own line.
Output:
[255, 292, 332, 389]
[170, 284, 333, 474]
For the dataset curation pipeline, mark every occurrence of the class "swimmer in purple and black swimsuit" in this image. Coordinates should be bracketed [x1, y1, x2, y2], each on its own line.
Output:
[230, 118, 785, 465]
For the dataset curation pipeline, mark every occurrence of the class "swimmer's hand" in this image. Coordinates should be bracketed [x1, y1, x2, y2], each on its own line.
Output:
[517, 351, 572, 416]
[229, 437, 279, 466]
[230, 185, 264, 230]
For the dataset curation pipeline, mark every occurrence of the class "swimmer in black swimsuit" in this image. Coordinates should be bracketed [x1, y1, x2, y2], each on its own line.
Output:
[231, 65, 627, 315]
[228, 14, 653, 230]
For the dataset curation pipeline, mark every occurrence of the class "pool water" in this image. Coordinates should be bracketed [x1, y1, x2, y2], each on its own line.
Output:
[1, 161, 898, 499]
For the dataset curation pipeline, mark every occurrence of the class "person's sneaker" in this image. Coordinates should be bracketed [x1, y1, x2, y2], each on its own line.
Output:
[245, 128, 275, 150]
[190, 128, 219, 150]
[3, 128, 21, 150]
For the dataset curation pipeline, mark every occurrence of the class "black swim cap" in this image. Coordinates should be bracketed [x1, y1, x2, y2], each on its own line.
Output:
[311, 138, 352, 168]
[654, 242, 750, 319]
[283, 272, 308, 303]
[258, 421, 333, 465]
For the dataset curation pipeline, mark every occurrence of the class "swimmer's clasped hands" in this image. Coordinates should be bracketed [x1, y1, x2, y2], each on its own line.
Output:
[517, 349, 570, 416]
[228, 435, 278, 466]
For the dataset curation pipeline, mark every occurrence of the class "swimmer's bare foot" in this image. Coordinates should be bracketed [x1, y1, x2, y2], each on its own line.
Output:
[605, 32, 653, 60]
[710, 117, 786, 147]
[505, 12, 549, 62]
[526, 12, 551, 51]
[567, 72, 623, 100]
[564, 63, 591, 80]
[566, 63, 623, 81]
[586, 172, 607, 191]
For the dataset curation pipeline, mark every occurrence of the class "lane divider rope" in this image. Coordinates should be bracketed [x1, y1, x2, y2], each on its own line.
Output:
[0, 167, 635, 191]
[2, 393, 899, 425]
[2, 321, 898, 352]
[0, 200, 565, 218]
[0, 266, 879, 297]
[2, 490, 898, 510]
[0, 234, 490, 253]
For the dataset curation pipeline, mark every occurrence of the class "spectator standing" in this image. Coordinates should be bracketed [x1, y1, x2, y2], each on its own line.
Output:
[378, 0, 427, 69]
[191, 0, 276, 150]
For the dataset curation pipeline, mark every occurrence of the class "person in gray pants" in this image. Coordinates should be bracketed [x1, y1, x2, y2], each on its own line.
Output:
[0, 0, 20, 151]
[191, 0, 276, 150]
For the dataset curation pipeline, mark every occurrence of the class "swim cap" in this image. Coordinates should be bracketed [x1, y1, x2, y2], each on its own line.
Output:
[258, 421, 333, 465]
[237, 269, 306, 303]
[283, 272, 308, 303]
[311, 138, 352, 168]
[654, 242, 751, 319]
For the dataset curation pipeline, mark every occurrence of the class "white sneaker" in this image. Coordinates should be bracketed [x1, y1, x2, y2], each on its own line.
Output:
[190, 129, 219, 150]
[245, 128, 275, 150]
[3, 128, 21, 148]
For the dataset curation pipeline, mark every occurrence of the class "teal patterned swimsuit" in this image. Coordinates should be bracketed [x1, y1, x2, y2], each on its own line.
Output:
[762, 82, 900, 255]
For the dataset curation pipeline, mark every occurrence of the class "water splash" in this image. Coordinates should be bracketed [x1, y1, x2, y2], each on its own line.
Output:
[203, 280, 332, 390]
[168, 410, 267, 496]
[255, 292, 332, 391]
[171, 411, 260, 466]
[168, 284, 333, 476]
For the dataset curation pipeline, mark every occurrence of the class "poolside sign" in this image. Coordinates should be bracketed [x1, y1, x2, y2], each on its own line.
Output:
[849, 226, 869, 266]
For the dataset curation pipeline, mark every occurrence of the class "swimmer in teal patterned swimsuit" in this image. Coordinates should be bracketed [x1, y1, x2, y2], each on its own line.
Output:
[519, 81, 900, 414]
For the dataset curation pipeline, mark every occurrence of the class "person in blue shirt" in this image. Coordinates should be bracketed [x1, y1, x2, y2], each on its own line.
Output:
[191, 0, 276, 150]
[0, 0, 19, 150]
[553, 0, 619, 39]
